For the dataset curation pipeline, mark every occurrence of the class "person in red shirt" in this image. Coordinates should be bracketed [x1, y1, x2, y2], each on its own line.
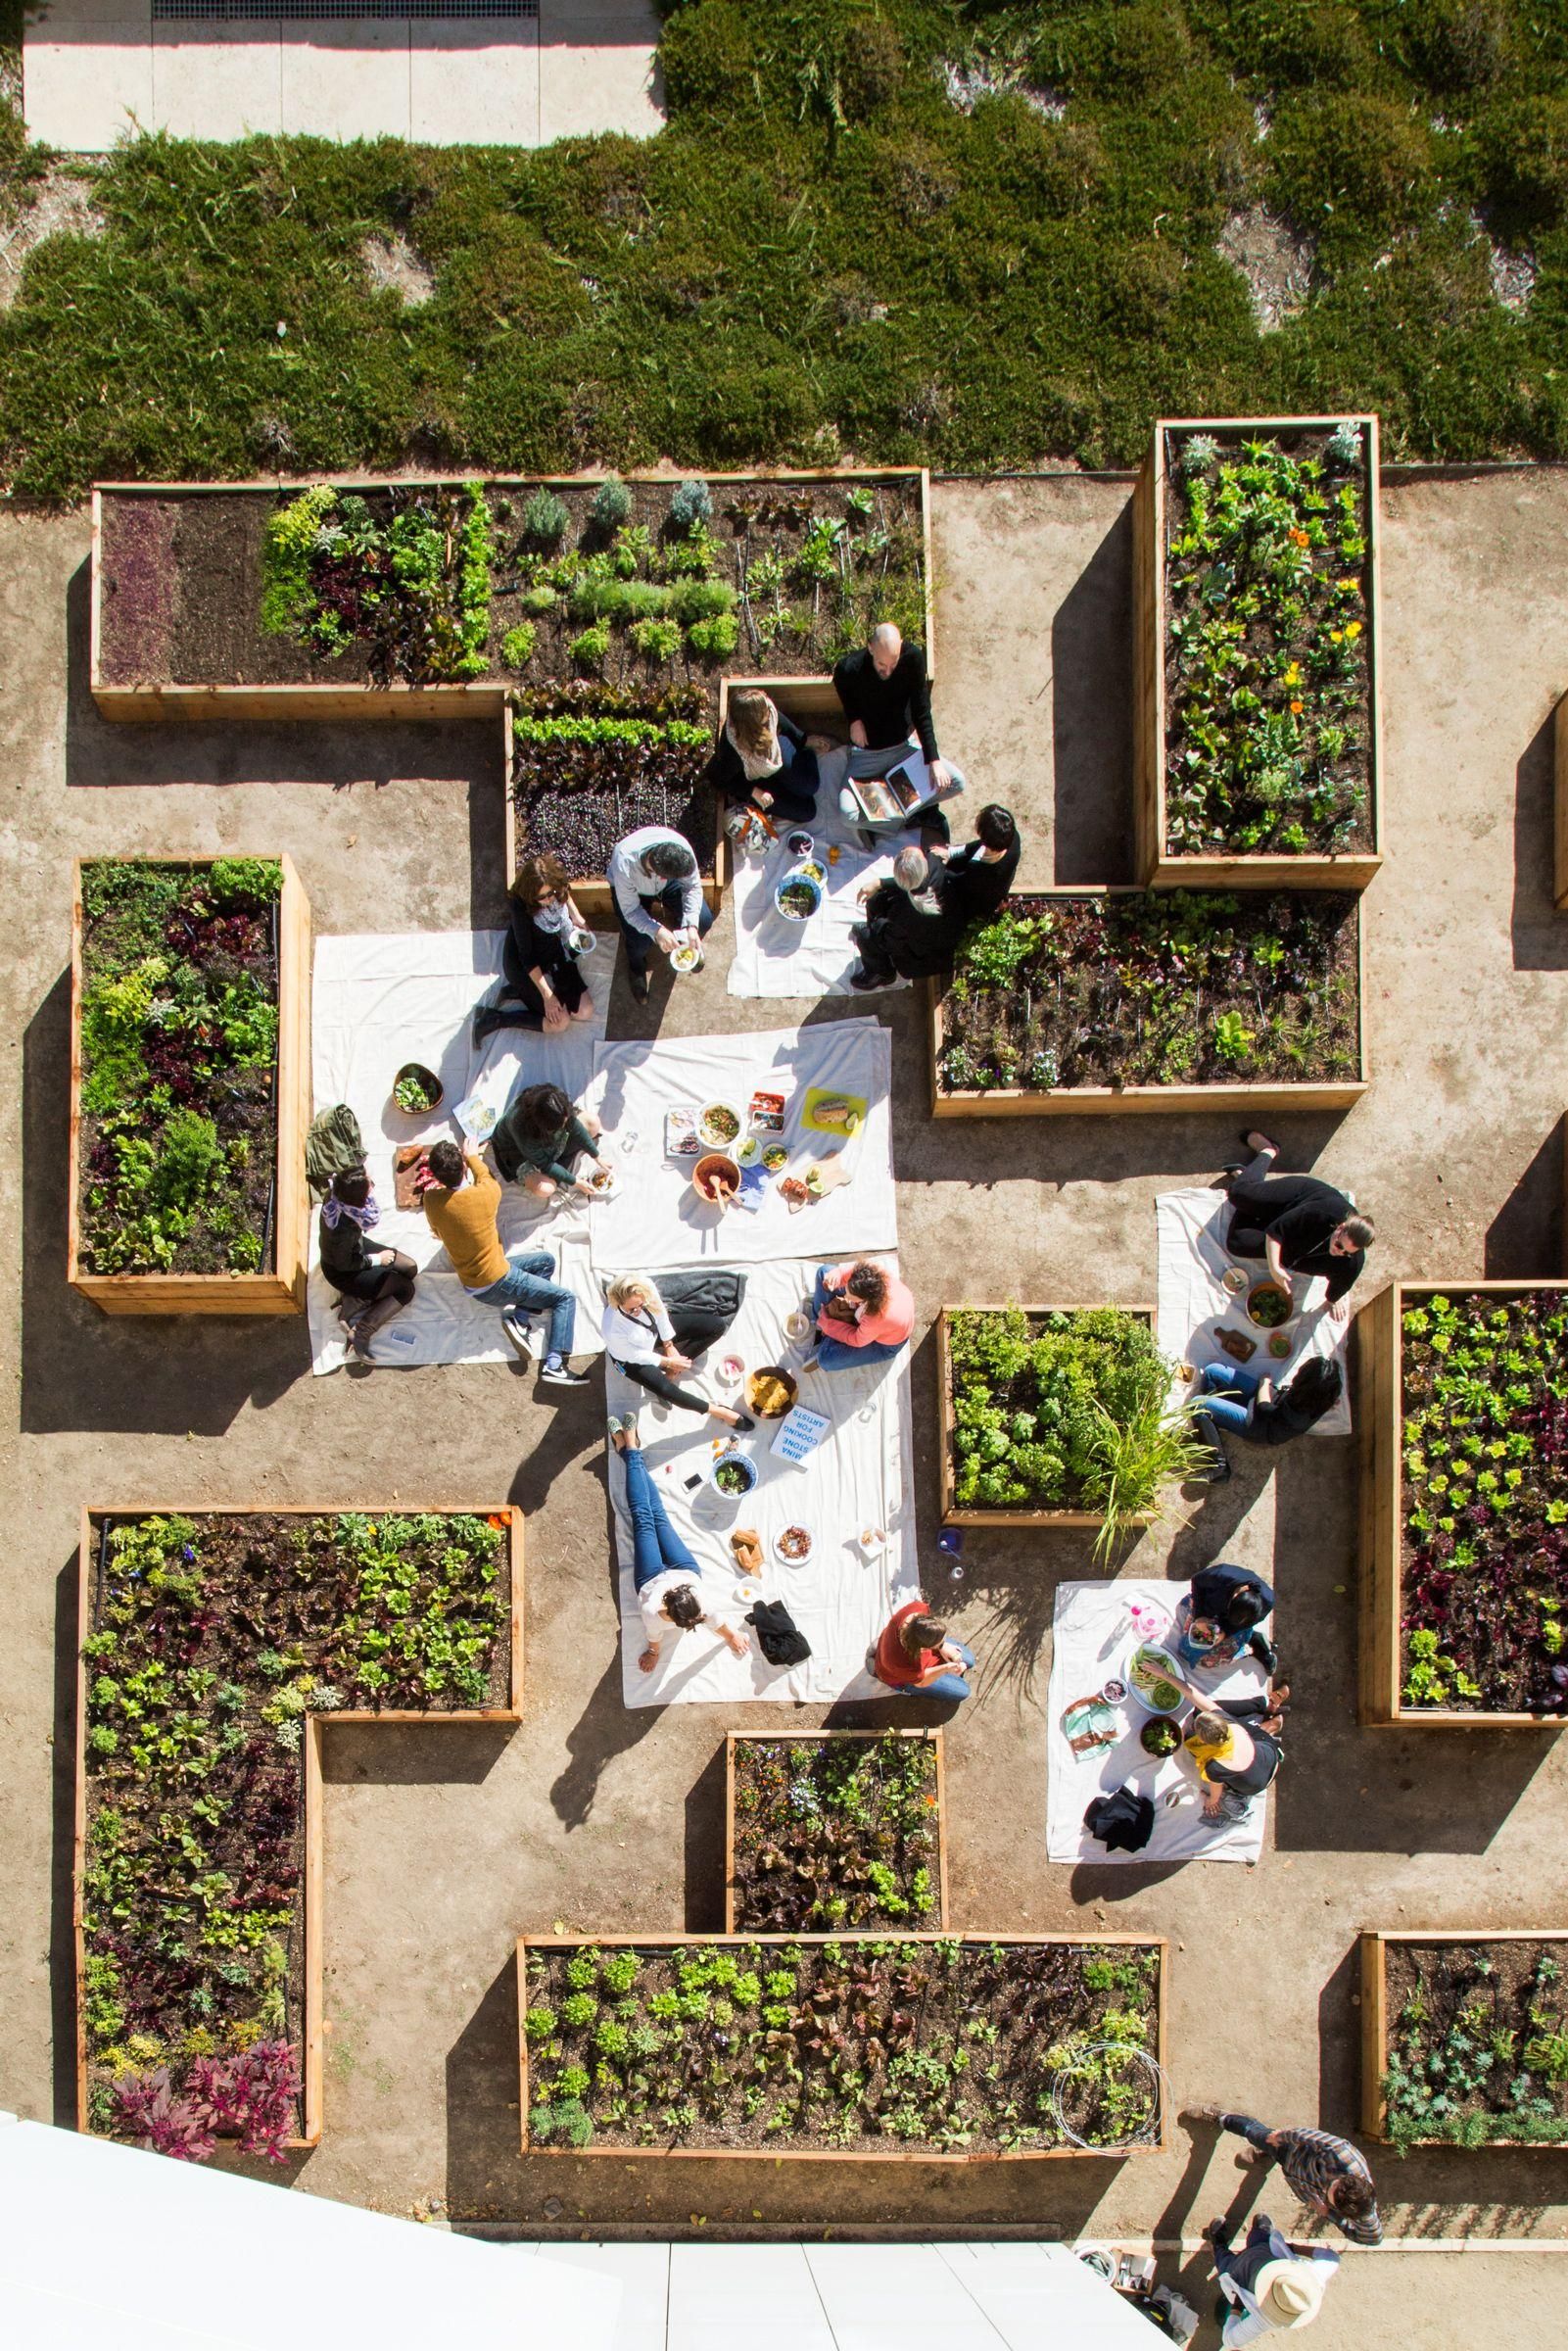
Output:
[807, 1260, 914, 1371]
[872, 1601, 974, 1703]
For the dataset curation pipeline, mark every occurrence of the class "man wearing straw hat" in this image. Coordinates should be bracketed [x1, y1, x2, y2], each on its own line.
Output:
[1205, 2213, 1340, 2344]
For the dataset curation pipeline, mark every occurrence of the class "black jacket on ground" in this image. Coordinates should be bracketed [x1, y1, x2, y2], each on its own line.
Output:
[832, 643, 939, 760]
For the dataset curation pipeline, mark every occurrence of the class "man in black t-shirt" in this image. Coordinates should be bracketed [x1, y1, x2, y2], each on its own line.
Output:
[832, 624, 965, 840]
[1221, 1133, 1374, 1324]
[933, 803, 1022, 924]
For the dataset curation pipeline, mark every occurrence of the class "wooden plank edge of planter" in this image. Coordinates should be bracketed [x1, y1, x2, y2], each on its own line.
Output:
[1362, 1279, 1568, 1730]
[92, 469, 930, 719]
[68, 853, 312, 1315]
[74, 1503, 523, 2153]
[1359, 1929, 1568, 2146]
[927, 890, 1366, 1117]
[1554, 694, 1568, 912]
[1136, 412, 1381, 891]
[722, 1728, 949, 1937]
[515, 1931, 1167, 2161]
[936, 1304, 1156, 1526]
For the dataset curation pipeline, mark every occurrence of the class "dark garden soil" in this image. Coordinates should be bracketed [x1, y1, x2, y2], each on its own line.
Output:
[1383, 1938, 1568, 2147]
[81, 1510, 511, 2152]
[1399, 1288, 1568, 1715]
[1161, 422, 1375, 860]
[97, 474, 926, 696]
[935, 891, 1361, 1096]
[523, 1937, 1162, 2157]
[77, 859, 282, 1277]
[730, 1735, 943, 1934]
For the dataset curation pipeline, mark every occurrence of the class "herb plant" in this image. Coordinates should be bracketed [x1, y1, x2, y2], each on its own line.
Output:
[937, 892, 1360, 1095]
[81, 1509, 510, 2158]
[524, 1937, 1162, 2156]
[1400, 1289, 1568, 1714]
[731, 1736, 942, 1933]
[1382, 1939, 1568, 2151]
[1164, 425, 1373, 858]
[261, 483, 493, 684]
[77, 859, 283, 1277]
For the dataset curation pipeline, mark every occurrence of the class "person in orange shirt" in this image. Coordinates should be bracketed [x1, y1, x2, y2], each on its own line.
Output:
[419, 1139, 589, 1386]
[805, 1260, 914, 1371]
[871, 1601, 974, 1703]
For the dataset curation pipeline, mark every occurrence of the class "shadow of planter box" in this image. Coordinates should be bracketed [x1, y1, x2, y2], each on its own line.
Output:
[68, 853, 312, 1315]
[723, 1728, 949, 1934]
[1356, 1278, 1568, 1728]
[1132, 414, 1383, 890]
[936, 1305, 1157, 1529]
[75, 1504, 525, 2153]
[1358, 1930, 1568, 2144]
[516, 1931, 1168, 2162]
[927, 888, 1367, 1119]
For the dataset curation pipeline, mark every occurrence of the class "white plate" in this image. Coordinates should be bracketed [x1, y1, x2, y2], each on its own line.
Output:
[773, 1525, 814, 1566]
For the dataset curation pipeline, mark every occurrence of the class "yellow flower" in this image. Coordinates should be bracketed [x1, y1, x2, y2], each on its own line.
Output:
[1336, 576, 1359, 594]
[1345, 619, 1362, 640]
[1329, 628, 1344, 644]
[1283, 661, 1302, 686]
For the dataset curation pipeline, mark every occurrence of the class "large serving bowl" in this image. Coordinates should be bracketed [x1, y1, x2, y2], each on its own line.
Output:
[775, 866, 824, 923]
[746, 1365, 797, 1418]
[691, 1153, 739, 1205]
[1246, 1280, 1293, 1330]
[707, 1448, 758, 1499]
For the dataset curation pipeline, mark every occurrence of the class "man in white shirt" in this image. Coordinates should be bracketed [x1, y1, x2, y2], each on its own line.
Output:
[607, 825, 714, 1003]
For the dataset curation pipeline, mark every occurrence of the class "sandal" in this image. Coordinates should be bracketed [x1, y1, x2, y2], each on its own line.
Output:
[1239, 1129, 1278, 1156]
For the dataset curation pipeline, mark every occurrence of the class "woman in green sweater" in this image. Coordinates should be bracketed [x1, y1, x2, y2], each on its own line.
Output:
[492, 1082, 613, 1199]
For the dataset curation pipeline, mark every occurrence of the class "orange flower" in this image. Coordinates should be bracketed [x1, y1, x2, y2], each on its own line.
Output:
[1289, 698, 1304, 714]
[1289, 528, 1308, 547]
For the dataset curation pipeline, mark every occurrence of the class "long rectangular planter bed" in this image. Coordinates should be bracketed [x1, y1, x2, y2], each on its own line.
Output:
[724, 1730, 948, 1934]
[936, 1305, 1159, 1527]
[91, 469, 933, 721]
[1357, 1280, 1568, 1727]
[69, 854, 312, 1315]
[517, 1931, 1167, 2161]
[1553, 692, 1568, 912]
[928, 888, 1366, 1118]
[1359, 1930, 1568, 2146]
[75, 1504, 524, 2156]
[1132, 413, 1383, 889]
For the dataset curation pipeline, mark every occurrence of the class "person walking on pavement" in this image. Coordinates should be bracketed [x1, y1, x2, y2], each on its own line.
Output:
[1205, 2213, 1340, 2344]
[1187, 2109, 1384, 2244]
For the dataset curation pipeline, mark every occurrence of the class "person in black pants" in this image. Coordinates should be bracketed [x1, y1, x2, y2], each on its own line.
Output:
[703, 689, 823, 830]
[473, 853, 595, 1045]
[1179, 1680, 1291, 1825]
[848, 845, 963, 991]
[600, 1271, 755, 1427]
[317, 1169, 416, 1362]
[1170, 1561, 1277, 1673]
[832, 624, 962, 844]
[932, 804, 1021, 924]
[1204, 2212, 1339, 2340]
[1221, 1132, 1373, 1326]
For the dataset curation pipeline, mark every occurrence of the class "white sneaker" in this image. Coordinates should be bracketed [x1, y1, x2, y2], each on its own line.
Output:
[500, 1309, 540, 1359]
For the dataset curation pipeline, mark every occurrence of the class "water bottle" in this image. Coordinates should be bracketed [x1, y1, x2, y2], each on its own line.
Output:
[938, 1526, 965, 1584]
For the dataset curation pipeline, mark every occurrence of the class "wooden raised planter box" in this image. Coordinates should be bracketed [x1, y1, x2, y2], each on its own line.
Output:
[68, 853, 312, 1315]
[516, 1931, 1168, 2162]
[927, 888, 1367, 1119]
[1132, 413, 1383, 890]
[1553, 692, 1568, 912]
[74, 1503, 525, 2151]
[936, 1305, 1156, 1527]
[1357, 1278, 1568, 1728]
[91, 469, 934, 723]
[723, 1728, 949, 1933]
[1359, 1929, 1568, 2144]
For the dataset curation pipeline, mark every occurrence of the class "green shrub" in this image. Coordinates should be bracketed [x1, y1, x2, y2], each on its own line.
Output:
[524, 489, 571, 544]
[501, 621, 537, 669]
[1471, 96, 1568, 236]
[520, 584, 559, 614]
[570, 622, 611, 668]
[1268, 95, 1437, 248]
[632, 616, 682, 660]
[591, 475, 634, 529]
[688, 611, 738, 658]
[668, 478, 713, 533]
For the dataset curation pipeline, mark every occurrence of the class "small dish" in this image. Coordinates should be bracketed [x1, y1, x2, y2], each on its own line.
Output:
[671, 941, 703, 975]
[1267, 1331, 1294, 1360]
[784, 1308, 813, 1341]
[762, 1144, 789, 1173]
[1220, 1265, 1250, 1296]
[774, 1523, 813, 1564]
[582, 1168, 616, 1199]
[698, 1101, 742, 1149]
[736, 1136, 760, 1167]
[717, 1355, 744, 1388]
[857, 1526, 886, 1557]
[784, 831, 816, 858]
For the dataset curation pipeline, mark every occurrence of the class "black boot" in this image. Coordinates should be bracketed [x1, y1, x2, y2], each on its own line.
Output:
[1193, 1411, 1231, 1483]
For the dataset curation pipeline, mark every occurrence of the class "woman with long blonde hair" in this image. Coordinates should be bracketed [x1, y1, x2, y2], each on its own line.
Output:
[601, 1270, 751, 1425]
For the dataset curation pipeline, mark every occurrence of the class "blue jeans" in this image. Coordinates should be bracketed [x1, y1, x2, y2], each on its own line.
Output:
[623, 1445, 699, 1588]
[1198, 1361, 1259, 1435]
[811, 1267, 908, 1371]
[470, 1250, 575, 1359]
[911, 1641, 974, 1703]
[617, 883, 715, 978]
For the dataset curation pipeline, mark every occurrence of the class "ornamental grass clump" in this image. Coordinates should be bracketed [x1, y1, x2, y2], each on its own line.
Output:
[1382, 1940, 1568, 2151]
[81, 1510, 509, 2160]
[77, 859, 283, 1277]
[1400, 1288, 1568, 1714]
[937, 891, 1360, 1095]
[1163, 424, 1373, 859]
[732, 1736, 942, 1932]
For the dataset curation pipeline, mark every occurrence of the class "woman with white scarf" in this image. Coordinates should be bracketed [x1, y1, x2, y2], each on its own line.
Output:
[703, 689, 823, 832]
[317, 1168, 417, 1362]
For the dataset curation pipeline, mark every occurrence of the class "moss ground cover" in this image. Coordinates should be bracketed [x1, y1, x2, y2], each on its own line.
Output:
[1400, 1288, 1568, 1714]
[6, 4, 1568, 495]
[1163, 420, 1374, 857]
[523, 1935, 1162, 2154]
[936, 890, 1360, 1095]
[81, 1509, 511, 2157]
[76, 859, 283, 1276]
[1382, 1939, 1568, 2148]
[730, 1735, 942, 1932]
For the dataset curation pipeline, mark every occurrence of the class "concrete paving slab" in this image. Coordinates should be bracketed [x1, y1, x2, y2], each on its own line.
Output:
[24, 14, 154, 150]
[280, 24, 411, 143]
[151, 23, 282, 139]
[539, 0, 661, 143]
[410, 22, 539, 146]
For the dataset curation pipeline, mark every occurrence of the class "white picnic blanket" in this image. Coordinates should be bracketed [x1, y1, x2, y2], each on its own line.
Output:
[726, 814, 908, 999]
[307, 930, 614, 1372]
[611, 1257, 920, 1706]
[1156, 1186, 1353, 1434]
[584, 1020, 896, 1273]
[1047, 1579, 1270, 1866]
